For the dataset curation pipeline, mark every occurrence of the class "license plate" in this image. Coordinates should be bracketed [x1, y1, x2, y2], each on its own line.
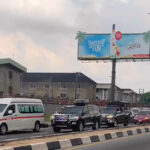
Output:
[72, 122, 76, 125]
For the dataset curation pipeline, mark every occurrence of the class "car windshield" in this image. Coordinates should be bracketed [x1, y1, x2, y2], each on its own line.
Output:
[61, 106, 83, 114]
[132, 109, 139, 114]
[101, 108, 117, 114]
[138, 111, 149, 115]
[0, 104, 7, 113]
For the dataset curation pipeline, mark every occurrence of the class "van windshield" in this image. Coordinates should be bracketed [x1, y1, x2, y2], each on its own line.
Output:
[0, 104, 7, 113]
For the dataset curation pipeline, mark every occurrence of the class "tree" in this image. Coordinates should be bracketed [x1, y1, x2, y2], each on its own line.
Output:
[140, 92, 150, 104]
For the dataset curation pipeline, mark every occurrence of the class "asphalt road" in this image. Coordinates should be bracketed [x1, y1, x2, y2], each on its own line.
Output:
[0, 123, 137, 142]
[71, 133, 150, 150]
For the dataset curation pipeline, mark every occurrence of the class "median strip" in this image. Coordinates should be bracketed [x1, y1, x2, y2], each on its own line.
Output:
[1, 125, 150, 150]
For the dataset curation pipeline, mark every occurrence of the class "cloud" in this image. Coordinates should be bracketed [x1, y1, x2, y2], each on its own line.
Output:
[0, 0, 150, 93]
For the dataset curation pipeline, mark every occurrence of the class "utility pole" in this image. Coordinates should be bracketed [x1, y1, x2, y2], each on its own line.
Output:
[110, 24, 116, 102]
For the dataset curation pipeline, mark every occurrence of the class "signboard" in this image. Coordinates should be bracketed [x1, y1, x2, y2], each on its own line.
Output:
[77, 33, 150, 60]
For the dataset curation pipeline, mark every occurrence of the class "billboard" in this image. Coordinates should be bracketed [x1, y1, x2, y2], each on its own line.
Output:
[78, 33, 150, 60]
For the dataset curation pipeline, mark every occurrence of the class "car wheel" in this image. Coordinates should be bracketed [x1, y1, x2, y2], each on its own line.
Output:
[113, 120, 118, 127]
[53, 127, 61, 133]
[92, 120, 99, 130]
[77, 122, 83, 132]
[33, 122, 40, 132]
[0, 124, 7, 135]
[124, 120, 128, 126]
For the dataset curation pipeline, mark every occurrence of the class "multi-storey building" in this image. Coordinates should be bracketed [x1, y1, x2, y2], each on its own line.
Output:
[20, 72, 96, 102]
[0, 58, 26, 97]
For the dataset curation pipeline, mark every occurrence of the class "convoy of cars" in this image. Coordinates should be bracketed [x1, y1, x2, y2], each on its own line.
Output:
[0, 97, 150, 135]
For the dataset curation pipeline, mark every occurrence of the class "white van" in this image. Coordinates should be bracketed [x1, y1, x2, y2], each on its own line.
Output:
[0, 98, 44, 134]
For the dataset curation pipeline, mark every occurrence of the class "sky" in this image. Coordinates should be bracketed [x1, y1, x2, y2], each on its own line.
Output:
[0, 0, 150, 93]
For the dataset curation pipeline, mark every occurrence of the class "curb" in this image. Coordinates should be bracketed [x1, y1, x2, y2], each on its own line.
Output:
[1, 126, 150, 150]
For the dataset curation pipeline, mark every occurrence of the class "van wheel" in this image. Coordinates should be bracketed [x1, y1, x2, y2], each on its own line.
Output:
[0, 124, 7, 135]
[33, 122, 40, 132]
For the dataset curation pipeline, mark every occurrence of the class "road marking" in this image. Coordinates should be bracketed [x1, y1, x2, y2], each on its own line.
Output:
[65, 132, 149, 150]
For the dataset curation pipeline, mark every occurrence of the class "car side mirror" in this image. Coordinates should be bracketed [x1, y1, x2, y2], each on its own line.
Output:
[117, 111, 121, 114]
[8, 110, 13, 115]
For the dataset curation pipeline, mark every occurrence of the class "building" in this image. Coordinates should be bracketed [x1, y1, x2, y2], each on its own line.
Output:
[20, 72, 96, 102]
[96, 83, 139, 103]
[121, 89, 139, 104]
[0, 58, 27, 97]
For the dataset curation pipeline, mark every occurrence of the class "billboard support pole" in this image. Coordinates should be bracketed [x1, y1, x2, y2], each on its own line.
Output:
[110, 24, 116, 102]
[111, 59, 116, 102]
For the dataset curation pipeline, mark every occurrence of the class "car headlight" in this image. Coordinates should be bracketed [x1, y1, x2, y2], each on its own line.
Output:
[69, 116, 79, 120]
[50, 115, 55, 121]
[107, 115, 113, 119]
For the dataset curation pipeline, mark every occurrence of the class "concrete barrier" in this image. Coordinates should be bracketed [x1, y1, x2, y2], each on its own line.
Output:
[1, 126, 150, 150]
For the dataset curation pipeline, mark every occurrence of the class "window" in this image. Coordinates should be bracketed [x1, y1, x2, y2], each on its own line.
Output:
[9, 71, 12, 79]
[60, 93, 66, 98]
[61, 83, 66, 88]
[31, 83, 36, 88]
[18, 105, 43, 113]
[4, 105, 15, 116]
[77, 84, 80, 88]
[0, 91, 3, 97]
[45, 84, 49, 88]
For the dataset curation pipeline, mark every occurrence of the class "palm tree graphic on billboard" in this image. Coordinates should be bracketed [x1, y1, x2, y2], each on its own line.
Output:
[143, 31, 150, 58]
[76, 31, 86, 43]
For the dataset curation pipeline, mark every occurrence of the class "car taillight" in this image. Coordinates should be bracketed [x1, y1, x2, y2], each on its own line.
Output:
[144, 117, 148, 120]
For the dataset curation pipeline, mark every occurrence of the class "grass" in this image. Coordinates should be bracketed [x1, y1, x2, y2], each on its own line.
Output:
[44, 114, 51, 123]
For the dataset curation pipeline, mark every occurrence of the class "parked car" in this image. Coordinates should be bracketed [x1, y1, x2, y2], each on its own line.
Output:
[134, 110, 150, 124]
[50, 99, 101, 133]
[100, 106, 129, 127]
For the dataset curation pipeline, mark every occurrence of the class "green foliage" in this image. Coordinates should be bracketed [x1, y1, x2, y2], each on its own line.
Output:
[44, 114, 50, 123]
[75, 31, 86, 43]
[140, 92, 150, 104]
[143, 31, 150, 43]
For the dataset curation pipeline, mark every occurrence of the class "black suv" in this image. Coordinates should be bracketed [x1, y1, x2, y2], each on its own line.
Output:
[50, 100, 101, 133]
[100, 106, 129, 127]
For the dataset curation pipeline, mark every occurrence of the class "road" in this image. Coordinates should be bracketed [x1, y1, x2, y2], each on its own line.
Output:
[69, 133, 150, 150]
[0, 123, 137, 142]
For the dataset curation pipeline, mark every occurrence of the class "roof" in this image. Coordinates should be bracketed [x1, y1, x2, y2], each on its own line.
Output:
[0, 58, 27, 72]
[0, 98, 42, 104]
[121, 89, 138, 94]
[21, 72, 96, 84]
[96, 83, 121, 90]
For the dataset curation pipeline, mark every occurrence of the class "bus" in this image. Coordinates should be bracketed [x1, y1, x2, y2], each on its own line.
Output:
[0, 98, 44, 134]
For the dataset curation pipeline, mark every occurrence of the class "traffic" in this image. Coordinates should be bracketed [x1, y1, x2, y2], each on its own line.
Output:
[0, 97, 150, 138]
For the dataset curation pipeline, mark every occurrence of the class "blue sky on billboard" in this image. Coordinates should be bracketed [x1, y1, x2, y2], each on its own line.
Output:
[0, 0, 150, 92]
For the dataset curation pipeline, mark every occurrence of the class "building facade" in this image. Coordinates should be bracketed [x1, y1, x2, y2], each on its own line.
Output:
[20, 72, 96, 102]
[0, 58, 27, 97]
[96, 83, 139, 103]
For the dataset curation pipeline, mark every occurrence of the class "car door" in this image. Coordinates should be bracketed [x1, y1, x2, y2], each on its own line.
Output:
[82, 105, 90, 126]
[115, 108, 122, 123]
[88, 105, 95, 125]
[3, 104, 21, 131]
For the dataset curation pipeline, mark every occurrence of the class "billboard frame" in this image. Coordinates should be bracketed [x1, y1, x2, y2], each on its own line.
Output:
[77, 32, 150, 62]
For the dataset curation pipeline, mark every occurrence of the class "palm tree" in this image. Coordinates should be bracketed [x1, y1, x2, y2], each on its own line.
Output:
[143, 31, 150, 58]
